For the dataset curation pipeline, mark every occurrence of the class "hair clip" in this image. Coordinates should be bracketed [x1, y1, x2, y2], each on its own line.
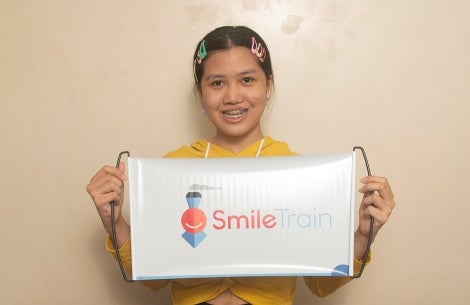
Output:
[196, 40, 207, 64]
[251, 37, 266, 63]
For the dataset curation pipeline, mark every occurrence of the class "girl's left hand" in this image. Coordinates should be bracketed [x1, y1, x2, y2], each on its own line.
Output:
[355, 176, 395, 258]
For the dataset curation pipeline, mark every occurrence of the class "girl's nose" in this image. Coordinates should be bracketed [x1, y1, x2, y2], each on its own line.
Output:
[223, 83, 242, 104]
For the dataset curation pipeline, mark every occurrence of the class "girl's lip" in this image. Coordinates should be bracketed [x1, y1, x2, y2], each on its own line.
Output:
[222, 109, 248, 122]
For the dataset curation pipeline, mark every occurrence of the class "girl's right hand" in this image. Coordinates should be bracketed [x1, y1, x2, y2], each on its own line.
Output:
[86, 163, 130, 246]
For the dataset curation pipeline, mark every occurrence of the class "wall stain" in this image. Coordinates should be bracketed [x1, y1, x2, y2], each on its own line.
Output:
[281, 15, 305, 34]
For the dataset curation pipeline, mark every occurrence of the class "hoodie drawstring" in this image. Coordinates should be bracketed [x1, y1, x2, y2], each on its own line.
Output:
[204, 142, 211, 158]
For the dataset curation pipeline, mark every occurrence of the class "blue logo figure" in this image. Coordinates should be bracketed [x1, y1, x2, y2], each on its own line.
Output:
[181, 192, 207, 248]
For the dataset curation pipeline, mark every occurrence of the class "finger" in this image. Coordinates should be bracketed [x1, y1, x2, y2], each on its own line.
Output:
[117, 162, 128, 180]
[359, 176, 394, 200]
[361, 194, 393, 223]
[87, 174, 124, 203]
[89, 176, 124, 197]
[114, 163, 126, 178]
[89, 165, 112, 181]
[365, 205, 391, 227]
[361, 193, 388, 211]
[90, 165, 127, 183]
[93, 191, 123, 208]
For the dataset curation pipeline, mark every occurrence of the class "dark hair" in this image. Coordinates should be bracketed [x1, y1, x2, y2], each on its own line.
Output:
[193, 26, 274, 90]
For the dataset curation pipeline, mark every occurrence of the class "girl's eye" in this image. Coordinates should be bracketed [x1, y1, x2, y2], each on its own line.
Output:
[242, 77, 254, 84]
[212, 80, 223, 87]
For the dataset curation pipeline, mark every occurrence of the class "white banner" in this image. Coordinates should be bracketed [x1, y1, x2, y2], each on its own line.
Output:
[128, 153, 356, 280]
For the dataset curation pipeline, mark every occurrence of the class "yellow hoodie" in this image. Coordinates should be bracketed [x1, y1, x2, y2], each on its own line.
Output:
[106, 137, 366, 305]
[163, 137, 296, 158]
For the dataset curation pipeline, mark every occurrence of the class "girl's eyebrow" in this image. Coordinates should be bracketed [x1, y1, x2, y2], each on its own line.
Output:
[205, 69, 258, 80]
[205, 73, 224, 80]
[239, 69, 257, 75]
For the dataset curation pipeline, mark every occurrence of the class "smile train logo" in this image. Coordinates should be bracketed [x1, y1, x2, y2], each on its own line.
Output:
[181, 191, 207, 248]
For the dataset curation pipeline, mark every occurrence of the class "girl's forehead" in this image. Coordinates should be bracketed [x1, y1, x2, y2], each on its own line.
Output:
[202, 47, 263, 75]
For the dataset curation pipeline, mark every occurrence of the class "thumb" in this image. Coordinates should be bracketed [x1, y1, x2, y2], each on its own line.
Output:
[118, 162, 127, 181]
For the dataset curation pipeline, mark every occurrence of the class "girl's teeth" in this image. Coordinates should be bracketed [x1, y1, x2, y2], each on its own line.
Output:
[224, 110, 246, 118]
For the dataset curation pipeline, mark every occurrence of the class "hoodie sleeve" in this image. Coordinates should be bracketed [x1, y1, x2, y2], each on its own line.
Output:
[105, 237, 170, 291]
[303, 254, 371, 297]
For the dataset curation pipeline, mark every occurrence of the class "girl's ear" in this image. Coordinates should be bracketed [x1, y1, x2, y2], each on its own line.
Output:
[194, 84, 202, 101]
[266, 75, 274, 97]
[196, 84, 203, 98]
[194, 85, 205, 113]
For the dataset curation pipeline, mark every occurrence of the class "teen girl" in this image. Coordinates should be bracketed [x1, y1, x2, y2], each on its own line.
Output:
[87, 26, 395, 305]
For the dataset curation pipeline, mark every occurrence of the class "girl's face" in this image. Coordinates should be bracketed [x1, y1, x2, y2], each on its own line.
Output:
[199, 47, 273, 147]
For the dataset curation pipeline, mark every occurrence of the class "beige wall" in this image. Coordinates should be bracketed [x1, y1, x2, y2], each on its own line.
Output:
[1, 0, 469, 304]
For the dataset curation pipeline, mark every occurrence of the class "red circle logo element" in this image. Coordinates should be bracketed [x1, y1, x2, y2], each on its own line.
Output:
[181, 208, 207, 233]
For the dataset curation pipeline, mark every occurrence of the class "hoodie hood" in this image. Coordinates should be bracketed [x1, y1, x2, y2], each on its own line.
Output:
[164, 137, 297, 158]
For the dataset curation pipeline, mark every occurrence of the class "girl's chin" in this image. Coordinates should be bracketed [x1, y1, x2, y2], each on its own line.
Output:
[215, 126, 262, 141]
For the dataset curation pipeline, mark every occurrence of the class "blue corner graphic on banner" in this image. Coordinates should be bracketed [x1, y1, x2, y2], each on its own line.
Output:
[331, 264, 349, 276]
